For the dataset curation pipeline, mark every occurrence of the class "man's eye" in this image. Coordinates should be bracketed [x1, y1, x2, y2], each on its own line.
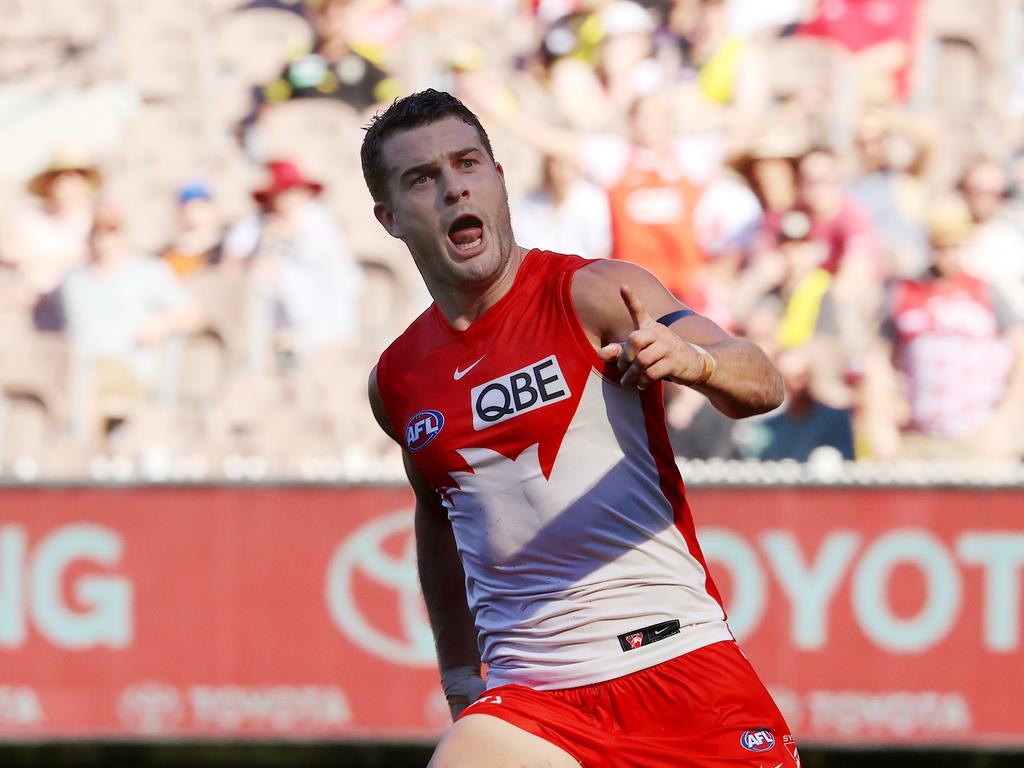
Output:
[461, 159, 477, 169]
[413, 175, 429, 186]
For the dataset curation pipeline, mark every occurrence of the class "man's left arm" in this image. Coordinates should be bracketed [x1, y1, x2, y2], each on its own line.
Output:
[572, 260, 783, 418]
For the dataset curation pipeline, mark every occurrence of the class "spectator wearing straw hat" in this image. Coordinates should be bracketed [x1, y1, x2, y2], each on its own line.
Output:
[222, 160, 363, 373]
[0, 145, 102, 331]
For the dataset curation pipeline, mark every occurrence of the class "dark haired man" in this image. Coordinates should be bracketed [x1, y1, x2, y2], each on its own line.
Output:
[364, 90, 795, 767]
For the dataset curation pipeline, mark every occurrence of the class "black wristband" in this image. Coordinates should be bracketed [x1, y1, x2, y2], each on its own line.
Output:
[657, 309, 695, 326]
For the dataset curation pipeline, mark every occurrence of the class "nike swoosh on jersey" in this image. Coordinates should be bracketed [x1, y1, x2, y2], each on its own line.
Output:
[454, 356, 486, 381]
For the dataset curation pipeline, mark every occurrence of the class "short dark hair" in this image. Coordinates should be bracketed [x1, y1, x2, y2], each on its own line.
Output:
[360, 89, 495, 203]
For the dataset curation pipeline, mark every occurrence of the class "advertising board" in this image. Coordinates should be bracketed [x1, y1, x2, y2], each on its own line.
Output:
[0, 486, 1020, 746]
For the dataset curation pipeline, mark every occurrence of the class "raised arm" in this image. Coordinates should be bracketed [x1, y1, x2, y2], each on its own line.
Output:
[572, 260, 783, 418]
[367, 368, 483, 718]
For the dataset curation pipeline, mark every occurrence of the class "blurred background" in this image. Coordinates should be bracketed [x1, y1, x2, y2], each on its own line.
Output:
[0, 0, 1023, 766]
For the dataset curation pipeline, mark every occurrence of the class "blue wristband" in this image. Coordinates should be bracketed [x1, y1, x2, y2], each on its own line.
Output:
[657, 309, 695, 326]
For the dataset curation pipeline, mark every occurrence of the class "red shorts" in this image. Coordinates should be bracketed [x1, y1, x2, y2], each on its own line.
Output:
[459, 640, 799, 768]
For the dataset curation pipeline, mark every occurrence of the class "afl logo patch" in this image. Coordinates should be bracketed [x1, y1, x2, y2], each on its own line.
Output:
[740, 728, 775, 753]
[406, 410, 444, 452]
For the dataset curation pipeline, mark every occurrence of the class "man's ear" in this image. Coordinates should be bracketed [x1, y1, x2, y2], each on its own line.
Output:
[496, 161, 509, 197]
[374, 201, 403, 239]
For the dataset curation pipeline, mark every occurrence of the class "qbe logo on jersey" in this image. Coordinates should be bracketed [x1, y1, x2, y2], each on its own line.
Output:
[471, 355, 570, 430]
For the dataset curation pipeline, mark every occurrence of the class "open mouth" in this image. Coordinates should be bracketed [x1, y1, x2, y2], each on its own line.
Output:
[447, 214, 484, 253]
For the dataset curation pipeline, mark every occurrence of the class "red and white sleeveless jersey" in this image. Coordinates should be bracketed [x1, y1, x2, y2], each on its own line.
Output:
[375, 250, 729, 690]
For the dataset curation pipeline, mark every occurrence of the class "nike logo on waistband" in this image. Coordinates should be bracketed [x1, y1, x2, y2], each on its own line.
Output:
[454, 356, 485, 381]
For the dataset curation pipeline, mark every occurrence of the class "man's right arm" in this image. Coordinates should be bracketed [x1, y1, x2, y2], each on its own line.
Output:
[367, 367, 483, 718]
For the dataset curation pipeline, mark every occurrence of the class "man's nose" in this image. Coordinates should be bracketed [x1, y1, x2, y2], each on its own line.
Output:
[442, 170, 469, 204]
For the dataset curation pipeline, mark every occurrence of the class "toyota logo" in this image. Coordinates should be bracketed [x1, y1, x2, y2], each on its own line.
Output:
[118, 681, 184, 735]
[325, 511, 436, 667]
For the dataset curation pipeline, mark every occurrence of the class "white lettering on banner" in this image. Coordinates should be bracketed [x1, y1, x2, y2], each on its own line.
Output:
[956, 533, 1024, 652]
[0, 524, 132, 650]
[188, 686, 351, 731]
[804, 690, 972, 738]
[700, 527, 1023, 653]
[761, 531, 860, 650]
[0, 686, 43, 726]
[852, 530, 961, 653]
[0, 528, 27, 645]
[697, 529, 765, 639]
[321, 518, 1024, 664]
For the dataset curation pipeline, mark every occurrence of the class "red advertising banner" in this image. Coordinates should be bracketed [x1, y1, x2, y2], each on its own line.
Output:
[0, 485, 1021, 746]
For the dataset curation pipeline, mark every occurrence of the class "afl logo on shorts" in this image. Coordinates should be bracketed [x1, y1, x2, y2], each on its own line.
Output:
[470, 355, 570, 431]
[740, 728, 775, 752]
[406, 410, 444, 452]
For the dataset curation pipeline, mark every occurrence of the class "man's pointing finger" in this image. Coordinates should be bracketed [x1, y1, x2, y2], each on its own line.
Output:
[620, 284, 654, 331]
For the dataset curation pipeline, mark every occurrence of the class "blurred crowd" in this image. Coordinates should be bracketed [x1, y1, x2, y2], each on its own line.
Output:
[2, 0, 1024, 480]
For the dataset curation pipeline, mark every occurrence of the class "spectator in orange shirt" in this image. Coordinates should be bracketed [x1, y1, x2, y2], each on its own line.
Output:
[160, 182, 225, 277]
[461, 84, 716, 303]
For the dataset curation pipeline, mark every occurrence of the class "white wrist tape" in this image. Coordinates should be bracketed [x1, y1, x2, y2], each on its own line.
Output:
[441, 666, 486, 701]
[687, 342, 717, 385]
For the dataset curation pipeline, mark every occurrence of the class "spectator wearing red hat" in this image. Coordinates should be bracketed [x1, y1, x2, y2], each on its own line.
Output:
[222, 160, 363, 374]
